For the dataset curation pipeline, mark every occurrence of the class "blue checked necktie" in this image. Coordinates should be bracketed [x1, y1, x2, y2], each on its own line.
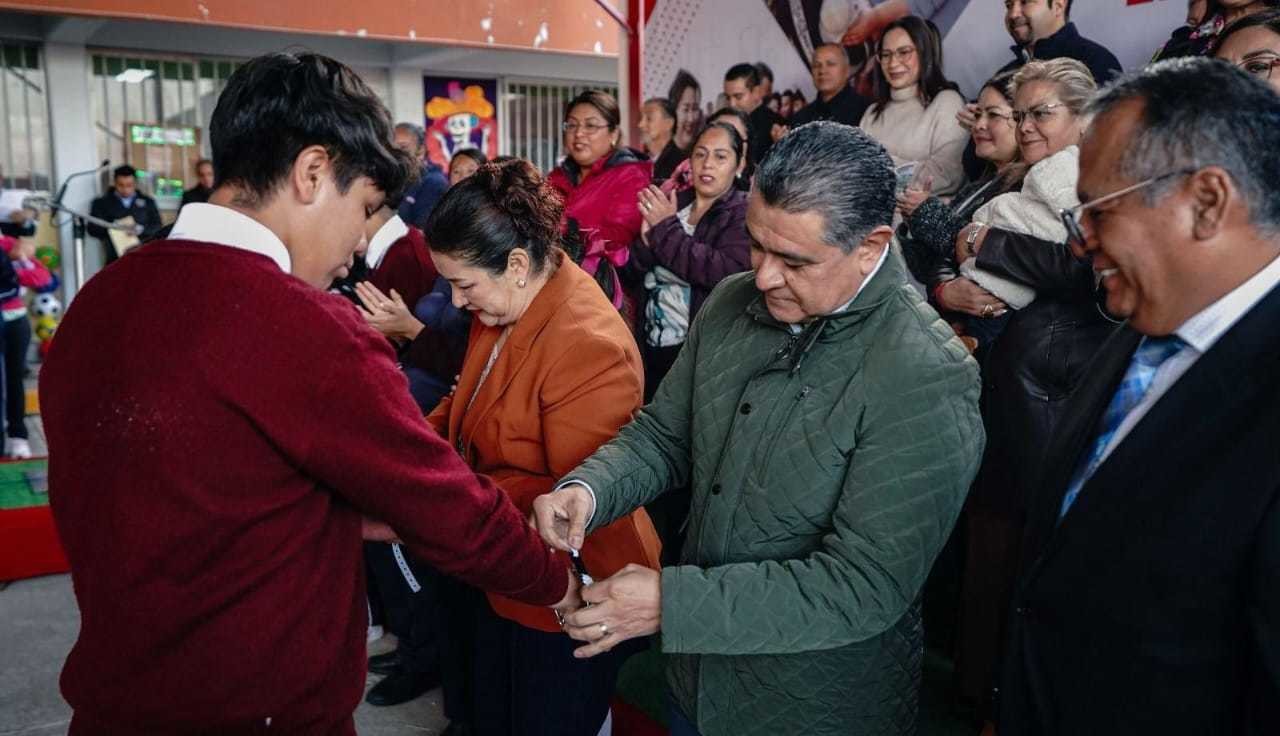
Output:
[1059, 335, 1186, 518]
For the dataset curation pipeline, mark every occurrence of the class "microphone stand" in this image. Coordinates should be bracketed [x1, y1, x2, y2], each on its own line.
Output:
[44, 161, 129, 291]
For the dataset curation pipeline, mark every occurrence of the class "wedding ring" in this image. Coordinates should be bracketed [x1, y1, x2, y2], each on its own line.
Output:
[982, 304, 993, 318]
[599, 623, 609, 636]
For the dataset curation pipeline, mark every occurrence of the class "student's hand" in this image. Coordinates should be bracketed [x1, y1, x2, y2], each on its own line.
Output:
[361, 517, 401, 543]
[355, 282, 425, 342]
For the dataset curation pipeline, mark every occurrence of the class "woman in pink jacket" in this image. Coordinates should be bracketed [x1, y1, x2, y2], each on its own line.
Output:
[548, 90, 652, 326]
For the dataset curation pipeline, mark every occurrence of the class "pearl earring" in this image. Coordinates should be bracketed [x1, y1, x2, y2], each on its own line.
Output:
[517, 279, 527, 288]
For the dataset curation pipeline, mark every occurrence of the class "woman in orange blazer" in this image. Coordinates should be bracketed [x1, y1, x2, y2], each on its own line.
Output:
[423, 158, 661, 736]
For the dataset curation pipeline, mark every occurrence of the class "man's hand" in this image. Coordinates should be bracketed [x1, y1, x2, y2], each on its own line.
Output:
[531, 483, 594, 552]
[561, 564, 661, 658]
[956, 103, 980, 132]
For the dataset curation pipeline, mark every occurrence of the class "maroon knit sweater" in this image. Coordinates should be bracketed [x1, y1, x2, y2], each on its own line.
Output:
[41, 240, 568, 734]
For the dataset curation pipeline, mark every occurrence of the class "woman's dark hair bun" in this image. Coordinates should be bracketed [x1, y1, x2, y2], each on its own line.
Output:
[424, 157, 563, 275]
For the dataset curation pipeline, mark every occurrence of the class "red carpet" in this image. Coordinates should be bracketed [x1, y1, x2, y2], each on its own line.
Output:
[0, 457, 68, 582]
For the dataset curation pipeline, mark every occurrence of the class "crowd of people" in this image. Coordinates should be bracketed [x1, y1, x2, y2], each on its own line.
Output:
[34, 1, 1280, 735]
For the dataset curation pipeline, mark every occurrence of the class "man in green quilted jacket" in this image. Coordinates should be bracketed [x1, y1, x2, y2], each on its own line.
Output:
[533, 121, 985, 735]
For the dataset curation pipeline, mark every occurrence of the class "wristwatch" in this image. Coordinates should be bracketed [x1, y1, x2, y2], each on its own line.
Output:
[964, 223, 986, 259]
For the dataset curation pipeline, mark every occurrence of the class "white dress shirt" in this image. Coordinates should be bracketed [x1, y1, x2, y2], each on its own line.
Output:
[364, 214, 409, 271]
[1092, 253, 1280, 470]
[168, 202, 292, 274]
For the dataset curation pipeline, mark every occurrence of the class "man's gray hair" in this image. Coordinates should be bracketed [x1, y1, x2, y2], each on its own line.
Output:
[1085, 57, 1280, 233]
[753, 121, 896, 253]
[394, 122, 426, 147]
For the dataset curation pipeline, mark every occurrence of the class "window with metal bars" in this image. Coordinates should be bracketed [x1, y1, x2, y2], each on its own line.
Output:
[500, 79, 619, 175]
[0, 40, 51, 191]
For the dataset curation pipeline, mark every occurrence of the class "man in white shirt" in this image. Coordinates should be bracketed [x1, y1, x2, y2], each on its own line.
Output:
[997, 57, 1280, 736]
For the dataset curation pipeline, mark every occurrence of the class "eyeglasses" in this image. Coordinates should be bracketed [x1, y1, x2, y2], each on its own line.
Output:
[1236, 53, 1280, 81]
[1011, 102, 1067, 127]
[1059, 168, 1198, 250]
[974, 107, 1014, 126]
[877, 46, 917, 64]
[562, 121, 610, 136]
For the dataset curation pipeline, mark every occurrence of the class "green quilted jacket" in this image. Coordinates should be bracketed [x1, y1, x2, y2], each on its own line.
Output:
[570, 252, 984, 735]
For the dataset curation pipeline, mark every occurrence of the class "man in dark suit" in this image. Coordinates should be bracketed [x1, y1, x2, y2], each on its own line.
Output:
[997, 57, 1280, 736]
[88, 164, 163, 263]
[723, 62, 785, 168]
[179, 158, 215, 209]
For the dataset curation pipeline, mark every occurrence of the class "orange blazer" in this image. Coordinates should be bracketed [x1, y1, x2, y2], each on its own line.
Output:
[427, 252, 662, 632]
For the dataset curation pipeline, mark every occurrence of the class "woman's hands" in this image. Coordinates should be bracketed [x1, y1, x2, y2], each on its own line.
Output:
[355, 281, 425, 342]
[896, 176, 933, 219]
[637, 185, 679, 230]
[938, 278, 1008, 319]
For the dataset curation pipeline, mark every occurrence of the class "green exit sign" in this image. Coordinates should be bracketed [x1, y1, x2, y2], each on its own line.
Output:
[129, 125, 196, 146]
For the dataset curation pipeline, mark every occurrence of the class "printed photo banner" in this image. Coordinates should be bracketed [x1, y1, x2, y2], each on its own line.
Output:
[644, 0, 1188, 113]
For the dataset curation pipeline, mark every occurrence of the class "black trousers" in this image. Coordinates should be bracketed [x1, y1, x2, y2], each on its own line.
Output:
[468, 595, 642, 736]
[641, 340, 690, 565]
[4, 316, 30, 440]
[365, 543, 442, 676]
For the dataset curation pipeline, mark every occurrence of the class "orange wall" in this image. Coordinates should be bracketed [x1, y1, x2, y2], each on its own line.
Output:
[3, 0, 621, 56]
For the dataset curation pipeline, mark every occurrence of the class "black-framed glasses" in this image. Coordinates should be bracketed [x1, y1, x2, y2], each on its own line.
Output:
[1011, 101, 1066, 127]
[877, 46, 917, 64]
[1059, 168, 1198, 250]
[1236, 53, 1280, 81]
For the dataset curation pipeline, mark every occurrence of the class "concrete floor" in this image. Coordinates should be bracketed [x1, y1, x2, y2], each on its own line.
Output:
[0, 573, 449, 735]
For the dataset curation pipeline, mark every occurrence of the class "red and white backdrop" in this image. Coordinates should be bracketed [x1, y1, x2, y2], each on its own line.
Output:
[644, 0, 1188, 108]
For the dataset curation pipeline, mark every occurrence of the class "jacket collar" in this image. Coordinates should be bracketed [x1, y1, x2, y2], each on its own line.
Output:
[1011, 21, 1082, 62]
[745, 242, 906, 334]
[560, 146, 648, 187]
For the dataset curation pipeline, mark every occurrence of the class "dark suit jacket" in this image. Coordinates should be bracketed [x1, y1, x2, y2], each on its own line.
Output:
[88, 189, 163, 263]
[997, 282, 1280, 735]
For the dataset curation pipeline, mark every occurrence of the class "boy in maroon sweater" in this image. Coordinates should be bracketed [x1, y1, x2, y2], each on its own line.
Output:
[40, 51, 577, 735]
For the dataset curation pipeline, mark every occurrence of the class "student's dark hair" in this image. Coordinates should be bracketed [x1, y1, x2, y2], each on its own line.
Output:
[755, 61, 774, 83]
[209, 51, 416, 208]
[694, 121, 747, 165]
[113, 165, 137, 180]
[724, 62, 761, 88]
[667, 69, 701, 107]
[449, 148, 488, 171]
[564, 89, 621, 131]
[707, 107, 754, 141]
[643, 96, 677, 121]
[871, 16, 960, 121]
[1210, 8, 1280, 56]
[423, 158, 563, 275]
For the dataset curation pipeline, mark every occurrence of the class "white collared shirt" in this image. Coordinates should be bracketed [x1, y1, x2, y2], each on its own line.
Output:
[1093, 253, 1280, 468]
[364, 214, 409, 271]
[168, 203, 292, 274]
